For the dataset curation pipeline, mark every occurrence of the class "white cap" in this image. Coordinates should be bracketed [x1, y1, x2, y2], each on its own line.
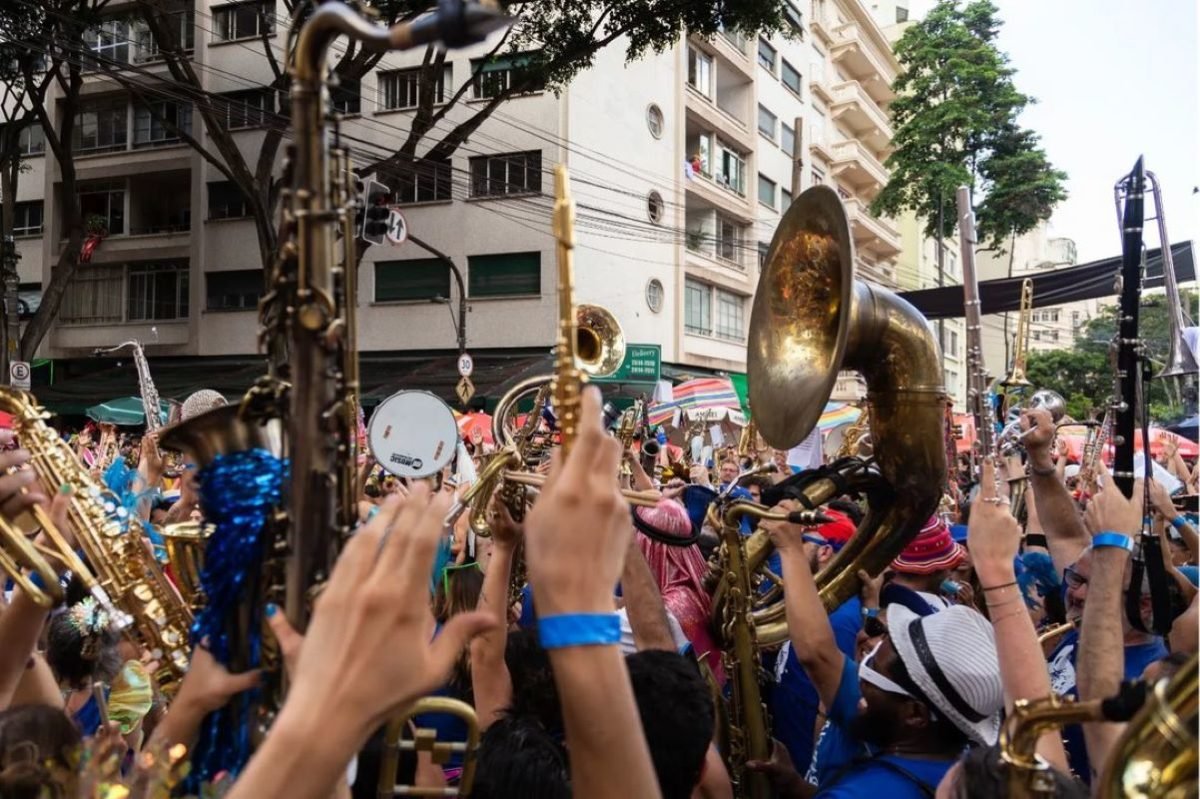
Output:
[1064, 464, 1081, 479]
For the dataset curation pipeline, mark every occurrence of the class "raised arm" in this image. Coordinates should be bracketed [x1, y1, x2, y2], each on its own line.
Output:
[1150, 478, 1198, 564]
[1023, 408, 1090, 572]
[470, 499, 520, 728]
[620, 538, 676, 652]
[1078, 464, 1140, 780]
[763, 501, 843, 711]
[971, 459, 1067, 770]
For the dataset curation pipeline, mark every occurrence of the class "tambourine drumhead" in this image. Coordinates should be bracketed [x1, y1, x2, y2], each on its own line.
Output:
[368, 391, 458, 479]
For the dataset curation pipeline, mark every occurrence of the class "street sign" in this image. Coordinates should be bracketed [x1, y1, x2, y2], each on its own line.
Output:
[456, 376, 475, 406]
[9, 361, 30, 390]
[593, 343, 661, 384]
[385, 209, 408, 246]
[457, 352, 474, 377]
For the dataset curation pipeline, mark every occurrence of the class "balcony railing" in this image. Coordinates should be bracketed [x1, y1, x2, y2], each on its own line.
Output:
[831, 138, 888, 195]
[830, 80, 893, 142]
[830, 23, 898, 101]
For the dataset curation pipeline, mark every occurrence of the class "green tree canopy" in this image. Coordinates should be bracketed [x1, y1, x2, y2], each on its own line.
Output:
[870, 0, 1067, 250]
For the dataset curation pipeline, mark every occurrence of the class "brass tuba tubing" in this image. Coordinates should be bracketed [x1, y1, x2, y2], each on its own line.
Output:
[378, 696, 481, 798]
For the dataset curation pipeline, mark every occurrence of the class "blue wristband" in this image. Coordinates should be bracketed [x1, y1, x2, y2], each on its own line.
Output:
[1171, 516, 1187, 531]
[862, 607, 880, 619]
[1093, 532, 1134, 553]
[538, 613, 621, 649]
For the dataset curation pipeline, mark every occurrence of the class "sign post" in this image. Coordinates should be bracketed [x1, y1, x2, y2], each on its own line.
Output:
[9, 361, 30, 391]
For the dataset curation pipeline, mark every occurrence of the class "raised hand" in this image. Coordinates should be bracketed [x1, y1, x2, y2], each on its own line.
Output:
[1021, 407, 1055, 458]
[1083, 462, 1142, 537]
[968, 458, 1022, 578]
[0, 430, 47, 520]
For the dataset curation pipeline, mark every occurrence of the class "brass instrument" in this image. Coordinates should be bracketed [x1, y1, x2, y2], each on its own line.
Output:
[713, 185, 947, 650]
[833, 406, 871, 460]
[958, 186, 997, 466]
[1000, 692, 1111, 798]
[1002, 278, 1035, 393]
[1099, 654, 1197, 798]
[378, 697, 481, 798]
[94, 340, 163, 430]
[1075, 412, 1112, 497]
[0, 390, 193, 689]
[160, 520, 214, 611]
[1036, 619, 1076, 646]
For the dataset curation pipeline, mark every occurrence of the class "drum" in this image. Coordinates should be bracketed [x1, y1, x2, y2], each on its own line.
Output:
[368, 391, 459, 479]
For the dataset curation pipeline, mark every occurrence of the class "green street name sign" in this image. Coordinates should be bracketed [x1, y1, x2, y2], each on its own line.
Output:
[594, 343, 661, 384]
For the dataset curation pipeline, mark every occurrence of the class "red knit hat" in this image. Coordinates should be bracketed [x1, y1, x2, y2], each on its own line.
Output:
[891, 515, 966, 574]
[815, 509, 855, 551]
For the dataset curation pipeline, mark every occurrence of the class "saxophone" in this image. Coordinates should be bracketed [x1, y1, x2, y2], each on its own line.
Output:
[94, 340, 162, 430]
[0, 390, 192, 690]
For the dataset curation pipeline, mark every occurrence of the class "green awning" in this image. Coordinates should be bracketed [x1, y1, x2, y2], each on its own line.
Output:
[85, 397, 171, 426]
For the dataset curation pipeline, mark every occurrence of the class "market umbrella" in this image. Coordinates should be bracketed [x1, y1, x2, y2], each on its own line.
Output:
[457, 412, 494, 446]
[85, 397, 169, 427]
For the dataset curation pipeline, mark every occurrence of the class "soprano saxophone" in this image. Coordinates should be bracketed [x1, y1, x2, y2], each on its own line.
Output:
[94, 340, 163, 430]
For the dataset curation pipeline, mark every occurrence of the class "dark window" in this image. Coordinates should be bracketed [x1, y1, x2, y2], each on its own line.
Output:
[757, 104, 776, 141]
[13, 201, 43, 236]
[471, 53, 544, 99]
[378, 66, 450, 110]
[61, 264, 124, 324]
[684, 278, 711, 335]
[83, 19, 131, 67]
[757, 174, 775, 208]
[74, 99, 128, 153]
[214, 1, 273, 41]
[11, 124, 44, 155]
[206, 269, 261, 310]
[219, 89, 272, 129]
[79, 182, 125, 235]
[781, 188, 793, 210]
[781, 123, 796, 155]
[468, 252, 540, 298]
[758, 241, 770, 270]
[469, 151, 542, 197]
[128, 260, 189, 320]
[131, 7, 195, 63]
[208, 181, 251, 220]
[390, 159, 453, 204]
[757, 39, 776, 73]
[375, 258, 452, 302]
[896, 6, 909, 23]
[784, 1, 804, 31]
[782, 60, 802, 96]
[133, 100, 191, 147]
[331, 78, 361, 115]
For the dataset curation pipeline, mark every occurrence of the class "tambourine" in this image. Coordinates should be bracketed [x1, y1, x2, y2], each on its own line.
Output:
[368, 391, 459, 479]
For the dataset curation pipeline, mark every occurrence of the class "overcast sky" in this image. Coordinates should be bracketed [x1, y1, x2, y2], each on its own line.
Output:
[906, 0, 1198, 267]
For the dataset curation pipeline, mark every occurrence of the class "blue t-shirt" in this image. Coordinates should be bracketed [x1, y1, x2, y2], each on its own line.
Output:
[1048, 629, 1167, 783]
[772, 597, 862, 771]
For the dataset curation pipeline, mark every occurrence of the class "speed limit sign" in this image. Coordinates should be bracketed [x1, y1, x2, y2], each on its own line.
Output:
[457, 353, 474, 377]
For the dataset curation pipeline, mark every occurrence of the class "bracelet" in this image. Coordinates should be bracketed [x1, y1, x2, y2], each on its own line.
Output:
[538, 613, 621, 650]
[1024, 533, 1048, 549]
[1172, 516, 1188, 531]
[981, 580, 1017, 592]
[862, 607, 880, 619]
[1093, 532, 1134, 553]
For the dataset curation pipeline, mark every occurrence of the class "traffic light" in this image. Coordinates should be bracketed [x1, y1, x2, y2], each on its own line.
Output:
[361, 178, 391, 246]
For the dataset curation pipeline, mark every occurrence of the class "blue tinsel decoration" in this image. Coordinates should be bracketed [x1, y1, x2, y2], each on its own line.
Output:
[185, 448, 285, 790]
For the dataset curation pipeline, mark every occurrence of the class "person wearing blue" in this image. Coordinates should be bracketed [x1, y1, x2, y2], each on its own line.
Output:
[755, 506, 1004, 799]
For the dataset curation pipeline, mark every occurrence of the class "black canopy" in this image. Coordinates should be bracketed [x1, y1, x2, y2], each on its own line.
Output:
[898, 241, 1195, 320]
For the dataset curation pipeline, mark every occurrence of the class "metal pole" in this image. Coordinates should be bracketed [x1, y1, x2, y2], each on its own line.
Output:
[407, 232, 466, 354]
[1, 236, 19, 385]
[790, 116, 804, 197]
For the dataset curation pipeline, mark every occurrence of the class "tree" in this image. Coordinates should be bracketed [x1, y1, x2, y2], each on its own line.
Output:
[870, 0, 1066, 253]
[1025, 291, 1197, 421]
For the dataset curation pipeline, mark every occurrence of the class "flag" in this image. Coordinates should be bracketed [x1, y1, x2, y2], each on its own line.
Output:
[729, 373, 750, 418]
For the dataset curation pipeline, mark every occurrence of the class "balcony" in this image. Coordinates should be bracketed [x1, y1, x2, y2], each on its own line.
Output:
[830, 23, 897, 104]
[685, 201, 753, 275]
[829, 80, 893, 152]
[843, 196, 901, 260]
[831, 138, 888, 198]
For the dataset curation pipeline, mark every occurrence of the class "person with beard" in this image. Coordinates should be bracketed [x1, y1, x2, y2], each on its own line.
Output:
[762, 501, 1004, 798]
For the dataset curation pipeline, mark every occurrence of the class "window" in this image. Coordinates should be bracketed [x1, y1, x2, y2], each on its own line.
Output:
[758, 241, 770, 270]
[213, 2, 274, 41]
[471, 53, 543, 99]
[331, 78, 360, 115]
[645, 279, 664, 313]
[687, 47, 712, 97]
[693, 132, 712, 176]
[206, 269, 261, 310]
[647, 191, 664, 224]
[133, 100, 191, 148]
[469, 151, 542, 197]
[83, 19, 131, 67]
[717, 142, 746, 195]
[79, 182, 125, 235]
[391, 159, 453, 204]
[757, 104, 776, 140]
[1032, 330, 1042, 342]
[1051, 330, 1059, 342]
[646, 104, 664, 138]
[375, 258, 451, 302]
[131, 8, 195, 63]
[208, 181, 250, 220]
[757, 39, 777, 73]
[781, 188, 792, 210]
[758, 174, 776, 208]
[896, 6, 910, 22]
[943, 328, 958, 356]
[74, 99, 127, 154]
[811, 166, 825, 186]
[13, 201, 43, 236]
[61, 264, 123, 324]
[782, 60, 802, 95]
[378, 66, 450, 111]
[716, 215, 743, 264]
[15, 124, 44, 155]
[1072, 311, 1081, 326]
[781, 123, 795, 156]
[715, 289, 745, 340]
[218, 89, 272, 129]
[684, 279, 712, 335]
[128, 261, 189, 320]
[468, 252, 540, 298]
[784, 1, 804, 31]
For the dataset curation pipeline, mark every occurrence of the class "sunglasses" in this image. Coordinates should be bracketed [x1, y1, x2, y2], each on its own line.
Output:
[862, 614, 887, 639]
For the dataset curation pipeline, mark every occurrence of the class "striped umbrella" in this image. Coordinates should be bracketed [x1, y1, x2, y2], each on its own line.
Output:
[647, 377, 741, 427]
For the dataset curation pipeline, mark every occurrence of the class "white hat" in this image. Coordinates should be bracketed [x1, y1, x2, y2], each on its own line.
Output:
[181, 389, 227, 421]
[887, 604, 1003, 746]
[1064, 464, 1081, 479]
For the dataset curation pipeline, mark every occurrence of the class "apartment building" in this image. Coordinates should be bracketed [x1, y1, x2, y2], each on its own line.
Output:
[5, 0, 908, 405]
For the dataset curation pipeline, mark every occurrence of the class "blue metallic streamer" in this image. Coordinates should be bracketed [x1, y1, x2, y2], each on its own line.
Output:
[185, 448, 284, 790]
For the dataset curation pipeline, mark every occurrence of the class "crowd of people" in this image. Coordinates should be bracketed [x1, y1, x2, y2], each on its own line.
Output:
[0, 386, 1195, 798]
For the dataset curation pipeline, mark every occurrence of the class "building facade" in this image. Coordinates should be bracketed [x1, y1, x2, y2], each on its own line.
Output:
[4, 0, 909, 401]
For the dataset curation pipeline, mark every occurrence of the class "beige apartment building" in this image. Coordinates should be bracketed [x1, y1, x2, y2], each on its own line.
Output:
[4, 0, 907, 406]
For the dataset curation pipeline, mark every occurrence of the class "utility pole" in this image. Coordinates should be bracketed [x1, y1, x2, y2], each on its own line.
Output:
[407, 232, 467, 356]
[790, 116, 804, 197]
[1, 236, 19, 385]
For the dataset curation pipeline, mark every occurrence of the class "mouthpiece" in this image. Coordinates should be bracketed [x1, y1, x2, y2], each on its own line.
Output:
[787, 510, 833, 526]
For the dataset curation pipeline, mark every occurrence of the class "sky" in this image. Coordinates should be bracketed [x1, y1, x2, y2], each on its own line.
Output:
[907, 0, 1199, 267]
